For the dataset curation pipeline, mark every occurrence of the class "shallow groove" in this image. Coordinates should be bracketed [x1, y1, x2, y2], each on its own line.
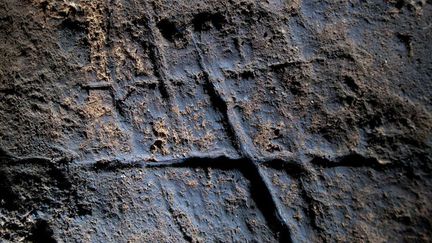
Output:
[142, 5, 172, 100]
[159, 184, 194, 243]
[191, 35, 242, 154]
[310, 153, 390, 170]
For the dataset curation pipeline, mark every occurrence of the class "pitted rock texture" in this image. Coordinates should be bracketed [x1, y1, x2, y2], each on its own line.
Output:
[0, 0, 431, 242]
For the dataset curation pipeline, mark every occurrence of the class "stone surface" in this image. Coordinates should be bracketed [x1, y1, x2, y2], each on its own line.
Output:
[0, 0, 431, 242]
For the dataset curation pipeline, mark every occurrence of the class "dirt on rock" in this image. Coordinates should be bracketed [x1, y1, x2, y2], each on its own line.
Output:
[0, 0, 431, 242]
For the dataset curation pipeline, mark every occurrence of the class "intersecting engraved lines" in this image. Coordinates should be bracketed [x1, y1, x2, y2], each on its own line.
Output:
[58, 0, 319, 165]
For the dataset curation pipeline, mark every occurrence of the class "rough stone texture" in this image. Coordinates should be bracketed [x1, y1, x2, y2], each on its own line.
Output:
[0, 0, 431, 242]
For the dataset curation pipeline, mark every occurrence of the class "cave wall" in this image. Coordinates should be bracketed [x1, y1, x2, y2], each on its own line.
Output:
[0, 0, 431, 242]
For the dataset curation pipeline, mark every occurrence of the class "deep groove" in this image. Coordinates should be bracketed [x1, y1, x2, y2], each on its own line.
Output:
[149, 156, 292, 242]
[262, 158, 307, 178]
[190, 35, 242, 154]
[85, 155, 242, 171]
[142, 5, 172, 101]
[146, 40, 171, 100]
[189, 33, 294, 242]
[201, 72, 240, 152]
[244, 162, 293, 243]
[2, 1, 430, 242]
[91, 158, 142, 172]
[174, 159, 294, 242]
[81, 155, 295, 241]
[141, 3, 184, 134]
[64, 151, 394, 241]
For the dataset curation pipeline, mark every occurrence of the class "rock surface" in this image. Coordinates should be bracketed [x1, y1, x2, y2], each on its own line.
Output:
[0, 0, 431, 242]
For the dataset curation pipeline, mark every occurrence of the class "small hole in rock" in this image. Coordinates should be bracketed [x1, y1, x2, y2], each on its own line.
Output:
[157, 19, 182, 42]
[28, 220, 56, 243]
[192, 12, 225, 31]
